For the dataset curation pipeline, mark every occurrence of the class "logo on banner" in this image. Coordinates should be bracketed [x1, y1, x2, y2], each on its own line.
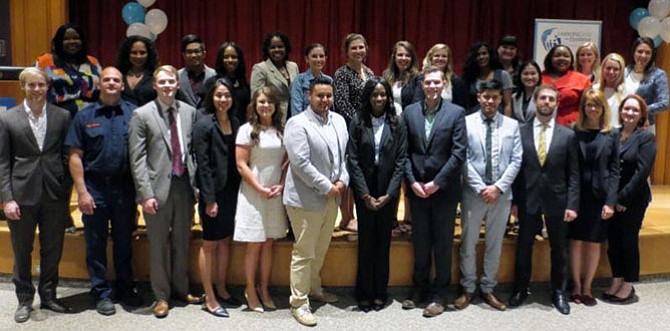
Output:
[541, 28, 562, 50]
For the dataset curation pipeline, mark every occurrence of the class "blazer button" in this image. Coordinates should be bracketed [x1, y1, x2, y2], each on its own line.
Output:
[167, 174, 171, 179]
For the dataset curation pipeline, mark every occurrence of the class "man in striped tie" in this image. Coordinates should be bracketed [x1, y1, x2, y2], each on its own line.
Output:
[508, 84, 580, 315]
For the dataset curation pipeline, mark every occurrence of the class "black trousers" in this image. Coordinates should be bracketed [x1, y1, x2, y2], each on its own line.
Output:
[514, 210, 568, 293]
[8, 197, 68, 305]
[409, 190, 457, 300]
[354, 195, 396, 302]
[607, 202, 648, 282]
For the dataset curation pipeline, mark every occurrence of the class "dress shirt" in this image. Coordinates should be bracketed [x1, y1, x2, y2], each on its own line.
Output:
[23, 100, 47, 151]
[157, 99, 185, 163]
[533, 116, 555, 154]
[371, 115, 385, 164]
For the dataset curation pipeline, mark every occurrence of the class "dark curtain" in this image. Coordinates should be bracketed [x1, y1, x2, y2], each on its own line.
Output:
[71, 0, 647, 77]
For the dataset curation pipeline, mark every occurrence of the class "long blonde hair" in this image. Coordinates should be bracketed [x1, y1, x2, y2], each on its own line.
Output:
[595, 53, 626, 109]
[575, 42, 601, 81]
[421, 43, 453, 86]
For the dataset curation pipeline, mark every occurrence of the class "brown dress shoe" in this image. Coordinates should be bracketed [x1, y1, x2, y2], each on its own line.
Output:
[181, 294, 203, 305]
[454, 292, 474, 310]
[482, 292, 507, 311]
[422, 301, 445, 317]
[153, 300, 169, 318]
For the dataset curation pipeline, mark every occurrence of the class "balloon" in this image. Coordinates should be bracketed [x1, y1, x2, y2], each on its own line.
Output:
[660, 17, 670, 42]
[145, 9, 168, 35]
[649, 0, 670, 19]
[122, 2, 145, 25]
[137, 0, 157, 7]
[654, 35, 664, 47]
[630, 7, 650, 30]
[638, 16, 662, 38]
[126, 23, 152, 39]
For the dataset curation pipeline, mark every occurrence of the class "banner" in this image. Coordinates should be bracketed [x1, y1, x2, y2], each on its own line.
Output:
[534, 19, 602, 71]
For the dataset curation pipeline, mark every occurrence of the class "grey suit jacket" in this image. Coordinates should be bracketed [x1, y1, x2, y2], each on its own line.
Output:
[177, 65, 216, 108]
[250, 59, 299, 121]
[283, 108, 349, 211]
[0, 103, 70, 205]
[129, 100, 197, 205]
[462, 112, 522, 200]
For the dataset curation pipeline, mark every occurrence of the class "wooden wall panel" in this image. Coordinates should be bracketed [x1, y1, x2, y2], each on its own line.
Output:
[653, 45, 669, 185]
[8, 0, 67, 66]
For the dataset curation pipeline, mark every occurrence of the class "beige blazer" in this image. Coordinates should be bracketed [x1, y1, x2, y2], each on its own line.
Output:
[250, 58, 299, 122]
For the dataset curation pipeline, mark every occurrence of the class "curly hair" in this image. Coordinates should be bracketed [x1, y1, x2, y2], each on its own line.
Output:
[51, 23, 89, 65]
[462, 41, 502, 85]
[116, 35, 159, 75]
[261, 32, 291, 61]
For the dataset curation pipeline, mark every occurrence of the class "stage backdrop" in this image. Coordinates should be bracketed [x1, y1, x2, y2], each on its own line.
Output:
[69, 0, 647, 77]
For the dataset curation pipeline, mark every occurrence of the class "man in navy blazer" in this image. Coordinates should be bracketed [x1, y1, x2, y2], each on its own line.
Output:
[401, 66, 467, 317]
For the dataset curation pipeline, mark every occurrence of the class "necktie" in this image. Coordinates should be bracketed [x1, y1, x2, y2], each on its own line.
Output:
[168, 108, 185, 176]
[485, 118, 493, 184]
[538, 123, 547, 166]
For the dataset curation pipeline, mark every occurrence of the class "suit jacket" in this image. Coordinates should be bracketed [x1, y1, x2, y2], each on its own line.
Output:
[625, 66, 668, 123]
[462, 113, 522, 200]
[403, 100, 467, 203]
[617, 128, 656, 206]
[0, 103, 70, 205]
[192, 113, 240, 204]
[177, 65, 216, 108]
[513, 120, 580, 216]
[347, 115, 407, 200]
[250, 59, 299, 120]
[576, 128, 620, 206]
[511, 91, 537, 124]
[128, 100, 197, 205]
[283, 108, 349, 211]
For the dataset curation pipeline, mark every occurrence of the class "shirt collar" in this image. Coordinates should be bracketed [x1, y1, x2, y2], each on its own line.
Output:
[371, 115, 385, 126]
[157, 99, 178, 113]
[534, 116, 554, 128]
[479, 111, 498, 124]
[306, 106, 331, 124]
[23, 100, 46, 118]
[423, 98, 443, 115]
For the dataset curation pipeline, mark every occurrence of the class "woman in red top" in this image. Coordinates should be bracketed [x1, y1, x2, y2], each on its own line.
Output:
[542, 45, 592, 127]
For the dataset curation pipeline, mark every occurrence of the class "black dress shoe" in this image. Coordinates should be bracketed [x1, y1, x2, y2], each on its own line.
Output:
[552, 292, 570, 315]
[40, 299, 72, 313]
[358, 301, 372, 313]
[372, 299, 385, 311]
[14, 305, 32, 323]
[508, 291, 528, 307]
[609, 287, 637, 304]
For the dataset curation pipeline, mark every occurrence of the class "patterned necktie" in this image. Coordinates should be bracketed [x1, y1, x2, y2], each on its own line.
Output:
[168, 108, 184, 176]
[485, 118, 493, 184]
[538, 123, 547, 166]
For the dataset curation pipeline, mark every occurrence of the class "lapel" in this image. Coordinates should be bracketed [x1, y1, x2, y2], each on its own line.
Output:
[413, 107, 427, 151]
[178, 103, 192, 151]
[577, 130, 605, 160]
[264, 59, 286, 86]
[178, 69, 195, 105]
[379, 119, 391, 153]
[151, 101, 173, 154]
[16, 105, 41, 152]
[43, 104, 61, 152]
[426, 103, 446, 149]
[619, 130, 635, 156]
[308, 112, 335, 160]
[522, 123, 541, 166]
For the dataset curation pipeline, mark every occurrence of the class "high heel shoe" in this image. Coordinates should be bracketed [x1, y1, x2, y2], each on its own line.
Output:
[257, 287, 277, 311]
[201, 295, 229, 318]
[244, 290, 264, 313]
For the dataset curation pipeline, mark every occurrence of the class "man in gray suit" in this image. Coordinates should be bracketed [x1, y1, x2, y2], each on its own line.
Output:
[129, 65, 200, 318]
[0, 68, 72, 322]
[283, 76, 349, 327]
[177, 34, 216, 108]
[456, 79, 522, 311]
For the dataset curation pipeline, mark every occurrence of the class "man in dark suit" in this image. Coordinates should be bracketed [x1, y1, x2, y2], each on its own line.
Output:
[401, 65, 467, 318]
[129, 65, 200, 318]
[0, 67, 72, 323]
[508, 84, 580, 315]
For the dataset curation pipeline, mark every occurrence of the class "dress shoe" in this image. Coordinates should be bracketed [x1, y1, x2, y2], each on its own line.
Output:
[570, 293, 582, 304]
[602, 292, 616, 301]
[357, 300, 372, 313]
[609, 286, 637, 304]
[40, 299, 72, 313]
[581, 294, 597, 306]
[180, 294, 203, 305]
[244, 290, 264, 313]
[14, 305, 32, 323]
[202, 303, 229, 318]
[309, 291, 339, 303]
[257, 287, 277, 311]
[291, 304, 317, 327]
[422, 301, 445, 318]
[454, 291, 474, 310]
[401, 292, 422, 310]
[96, 298, 116, 316]
[153, 300, 169, 318]
[508, 291, 528, 307]
[481, 292, 507, 311]
[372, 299, 385, 311]
[552, 292, 570, 315]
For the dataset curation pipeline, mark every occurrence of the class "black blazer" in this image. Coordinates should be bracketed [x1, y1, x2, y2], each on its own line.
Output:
[576, 129, 620, 206]
[192, 113, 240, 204]
[412, 74, 468, 110]
[0, 104, 71, 205]
[513, 121, 580, 216]
[617, 129, 656, 207]
[347, 115, 407, 200]
[402, 100, 467, 203]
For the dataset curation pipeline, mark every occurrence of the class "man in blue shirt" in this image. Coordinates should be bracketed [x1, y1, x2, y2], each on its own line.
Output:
[65, 67, 140, 316]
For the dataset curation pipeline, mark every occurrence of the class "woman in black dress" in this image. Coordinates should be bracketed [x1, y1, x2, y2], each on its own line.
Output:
[116, 35, 158, 106]
[604, 95, 656, 304]
[568, 87, 620, 306]
[193, 78, 242, 317]
[347, 77, 406, 312]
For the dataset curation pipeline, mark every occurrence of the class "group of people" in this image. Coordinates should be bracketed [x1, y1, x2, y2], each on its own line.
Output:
[0, 23, 664, 327]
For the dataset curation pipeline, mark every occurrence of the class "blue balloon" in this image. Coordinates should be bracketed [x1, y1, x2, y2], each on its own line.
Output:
[122, 2, 145, 25]
[630, 7, 649, 30]
[654, 35, 664, 47]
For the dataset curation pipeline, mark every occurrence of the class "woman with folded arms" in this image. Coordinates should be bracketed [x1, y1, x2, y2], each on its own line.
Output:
[604, 95, 656, 304]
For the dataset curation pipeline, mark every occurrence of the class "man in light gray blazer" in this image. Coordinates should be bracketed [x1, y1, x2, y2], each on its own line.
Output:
[177, 34, 216, 108]
[456, 79, 522, 311]
[283, 77, 348, 327]
[128, 65, 199, 318]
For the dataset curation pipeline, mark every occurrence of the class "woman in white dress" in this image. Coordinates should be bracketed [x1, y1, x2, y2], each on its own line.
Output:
[234, 86, 288, 313]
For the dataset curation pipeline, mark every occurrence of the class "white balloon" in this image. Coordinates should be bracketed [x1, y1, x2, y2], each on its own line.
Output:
[649, 0, 670, 19]
[661, 17, 670, 42]
[638, 16, 662, 38]
[126, 23, 152, 39]
[145, 9, 168, 35]
[136, 0, 157, 8]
